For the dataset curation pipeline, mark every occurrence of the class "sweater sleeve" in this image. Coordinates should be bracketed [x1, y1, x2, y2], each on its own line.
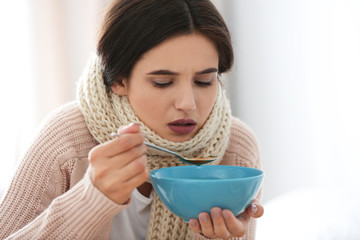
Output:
[0, 102, 128, 239]
[192, 117, 262, 240]
[224, 117, 261, 170]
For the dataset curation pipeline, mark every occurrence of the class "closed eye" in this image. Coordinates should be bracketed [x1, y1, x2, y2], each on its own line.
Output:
[195, 80, 212, 87]
[152, 81, 173, 88]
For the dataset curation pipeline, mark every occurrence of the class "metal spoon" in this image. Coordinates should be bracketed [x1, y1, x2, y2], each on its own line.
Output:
[110, 132, 216, 165]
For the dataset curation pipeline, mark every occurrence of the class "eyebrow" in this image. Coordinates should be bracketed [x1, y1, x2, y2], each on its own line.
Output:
[146, 68, 218, 75]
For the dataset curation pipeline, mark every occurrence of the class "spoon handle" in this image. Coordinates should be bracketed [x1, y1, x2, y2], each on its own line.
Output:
[111, 132, 182, 159]
[144, 142, 182, 159]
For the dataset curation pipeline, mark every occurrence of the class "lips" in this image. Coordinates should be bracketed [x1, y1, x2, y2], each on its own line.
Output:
[168, 119, 197, 134]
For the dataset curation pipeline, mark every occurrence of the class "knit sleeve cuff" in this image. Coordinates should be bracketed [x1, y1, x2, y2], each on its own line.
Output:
[192, 232, 244, 240]
[56, 171, 130, 237]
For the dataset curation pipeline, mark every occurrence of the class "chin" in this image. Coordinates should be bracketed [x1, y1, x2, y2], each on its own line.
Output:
[167, 134, 193, 143]
[156, 129, 196, 142]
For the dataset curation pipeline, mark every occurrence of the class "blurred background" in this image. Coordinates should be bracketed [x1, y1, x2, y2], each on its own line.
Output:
[1, 0, 359, 239]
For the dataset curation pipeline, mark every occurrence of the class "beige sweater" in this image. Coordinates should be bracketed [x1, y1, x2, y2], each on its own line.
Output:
[0, 102, 261, 240]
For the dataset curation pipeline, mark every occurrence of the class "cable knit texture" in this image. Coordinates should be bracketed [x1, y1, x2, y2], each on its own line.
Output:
[77, 54, 232, 239]
[0, 55, 261, 240]
[0, 103, 126, 239]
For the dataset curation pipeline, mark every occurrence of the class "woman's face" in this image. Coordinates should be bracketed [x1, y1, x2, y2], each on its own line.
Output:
[112, 33, 219, 142]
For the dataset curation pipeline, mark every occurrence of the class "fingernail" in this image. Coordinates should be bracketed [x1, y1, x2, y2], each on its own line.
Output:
[189, 219, 197, 227]
[222, 210, 230, 220]
[110, 132, 119, 138]
[200, 214, 208, 223]
[213, 209, 221, 219]
[251, 204, 258, 215]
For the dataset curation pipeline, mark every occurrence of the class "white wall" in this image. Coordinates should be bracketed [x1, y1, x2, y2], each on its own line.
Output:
[0, 0, 34, 189]
[30, 0, 108, 124]
[0, 0, 108, 191]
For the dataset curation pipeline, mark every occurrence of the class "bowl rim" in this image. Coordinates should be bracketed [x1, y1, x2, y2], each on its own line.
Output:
[149, 165, 264, 182]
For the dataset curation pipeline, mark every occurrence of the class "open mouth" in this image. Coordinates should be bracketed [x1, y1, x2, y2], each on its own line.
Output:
[168, 119, 197, 134]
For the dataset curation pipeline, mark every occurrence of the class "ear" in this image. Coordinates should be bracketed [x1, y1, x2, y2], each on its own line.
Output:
[111, 79, 128, 96]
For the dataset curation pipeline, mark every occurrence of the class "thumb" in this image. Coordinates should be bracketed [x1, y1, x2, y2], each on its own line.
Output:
[117, 123, 140, 134]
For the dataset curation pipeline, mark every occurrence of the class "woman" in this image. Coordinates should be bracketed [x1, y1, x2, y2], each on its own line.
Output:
[0, 0, 263, 239]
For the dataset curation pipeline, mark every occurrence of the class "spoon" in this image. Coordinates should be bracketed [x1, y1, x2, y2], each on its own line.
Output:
[110, 132, 216, 165]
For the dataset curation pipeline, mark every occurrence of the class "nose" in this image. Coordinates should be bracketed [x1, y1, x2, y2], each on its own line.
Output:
[174, 83, 196, 113]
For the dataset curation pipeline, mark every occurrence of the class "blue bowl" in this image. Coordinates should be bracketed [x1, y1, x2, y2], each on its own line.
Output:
[149, 165, 264, 222]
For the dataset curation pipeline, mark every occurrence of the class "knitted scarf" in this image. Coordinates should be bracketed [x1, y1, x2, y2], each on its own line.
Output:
[77, 54, 232, 240]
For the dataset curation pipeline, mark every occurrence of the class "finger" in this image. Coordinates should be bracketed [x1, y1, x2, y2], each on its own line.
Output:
[90, 131, 144, 161]
[246, 203, 264, 218]
[98, 165, 149, 205]
[123, 163, 149, 188]
[117, 123, 141, 134]
[109, 132, 145, 157]
[237, 209, 251, 225]
[104, 123, 143, 157]
[117, 169, 149, 204]
[94, 156, 148, 204]
[117, 155, 148, 182]
[89, 145, 147, 190]
[211, 207, 231, 239]
[189, 219, 202, 234]
[222, 209, 247, 237]
[198, 212, 216, 238]
[89, 138, 145, 171]
[107, 144, 147, 169]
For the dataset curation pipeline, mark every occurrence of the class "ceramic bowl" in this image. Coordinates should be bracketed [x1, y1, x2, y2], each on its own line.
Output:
[149, 165, 264, 222]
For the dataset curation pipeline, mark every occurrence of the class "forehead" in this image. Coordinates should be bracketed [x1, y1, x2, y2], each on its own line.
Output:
[134, 33, 219, 71]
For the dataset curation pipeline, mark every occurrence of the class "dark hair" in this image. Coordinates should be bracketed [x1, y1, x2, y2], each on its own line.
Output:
[97, 0, 233, 87]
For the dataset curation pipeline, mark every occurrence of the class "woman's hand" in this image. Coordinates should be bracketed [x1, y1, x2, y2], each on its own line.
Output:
[189, 201, 264, 239]
[88, 123, 148, 205]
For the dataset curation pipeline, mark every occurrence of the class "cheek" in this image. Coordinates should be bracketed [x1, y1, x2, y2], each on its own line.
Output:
[127, 91, 166, 123]
[198, 90, 218, 120]
[129, 94, 153, 115]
